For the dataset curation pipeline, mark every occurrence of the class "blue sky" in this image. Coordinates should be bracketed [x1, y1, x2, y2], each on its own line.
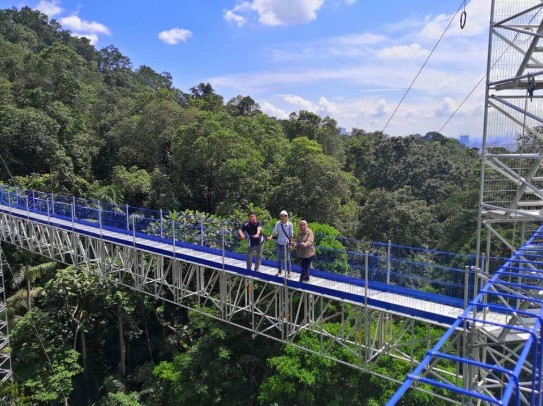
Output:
[1, 0, 490, 138]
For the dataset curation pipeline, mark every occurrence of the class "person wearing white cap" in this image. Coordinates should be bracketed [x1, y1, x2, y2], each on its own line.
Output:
[267, 210, 294, 277]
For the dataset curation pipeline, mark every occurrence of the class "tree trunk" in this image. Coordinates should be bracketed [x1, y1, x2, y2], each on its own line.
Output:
[143, 312, 154, 363]
[26, 279, 31, 311]
[81, 330, 87, 370]
[118, 304, 126, 376]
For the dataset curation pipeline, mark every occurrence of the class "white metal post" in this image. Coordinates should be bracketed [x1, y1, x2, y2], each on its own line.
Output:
[131, 215, 136, 247]
[71, 200, 75, 230]
[386, 240, 391, 285]
[172, 222, 176, 259]
[200, 219, 204, 246]
[46, 196, 50, 223]
[160, 209, 164, 239]
[98, 201, 103, 238]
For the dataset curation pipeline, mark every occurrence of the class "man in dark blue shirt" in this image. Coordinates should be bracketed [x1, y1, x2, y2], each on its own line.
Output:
[238, 211, 264, 271]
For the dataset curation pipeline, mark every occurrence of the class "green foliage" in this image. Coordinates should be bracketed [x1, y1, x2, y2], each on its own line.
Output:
[111, 165, 152, 207]
[150, 311, 278, 406]
[11, 308, 83, 403]
[23, 349, 82, 404]
[258, 326, 371, 405]
[103, 391, 142, 406]
[259, 318, 451, 406]
[359, 188, 436, 247]
[306, 222, 349, 273]
[0, 381, 32, 405]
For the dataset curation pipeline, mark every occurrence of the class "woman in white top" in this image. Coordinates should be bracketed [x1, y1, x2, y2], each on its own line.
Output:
[267, 210, 293, 277]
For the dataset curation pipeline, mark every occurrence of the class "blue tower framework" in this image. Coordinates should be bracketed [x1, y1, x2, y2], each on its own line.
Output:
[390, 1, 543, 404]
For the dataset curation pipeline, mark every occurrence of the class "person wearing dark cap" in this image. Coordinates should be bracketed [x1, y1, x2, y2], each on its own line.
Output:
[238, 211, 264, 271]
[267, 210, 293, 277]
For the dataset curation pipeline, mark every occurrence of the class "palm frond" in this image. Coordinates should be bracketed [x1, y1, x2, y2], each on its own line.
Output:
[7, 287, 44, 312]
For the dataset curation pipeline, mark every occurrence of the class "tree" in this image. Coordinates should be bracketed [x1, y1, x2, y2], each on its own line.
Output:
[32, 42, 85, 105]
[11, 309, 83, 405]
[271, 137, 359, 229]
[11, 260, 56, 311]
[111, 166, 152, 207]
[171, 111, 268, 212]
[358, 188, 435, 246]
[135, 65, 172, 91]
[98, 45, 134, 87]
[150, 311, 278, 406]
[189, 82, 224, 112]
[0, 105, 65, 176]
[116, 99, 185, 171]
[98, 45, 132, 73]
[226, 95, 261, 116]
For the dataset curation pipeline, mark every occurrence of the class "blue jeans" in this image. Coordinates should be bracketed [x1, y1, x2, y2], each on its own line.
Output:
[276, 243, 291, 273]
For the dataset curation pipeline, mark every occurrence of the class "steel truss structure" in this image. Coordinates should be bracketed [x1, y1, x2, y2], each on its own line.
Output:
[479, 0, 543, 261]
[0, 209, 456, 399]
[389, 1, 543, 404]
[389, 226, 543, 405]
[0, 247, 11, 385]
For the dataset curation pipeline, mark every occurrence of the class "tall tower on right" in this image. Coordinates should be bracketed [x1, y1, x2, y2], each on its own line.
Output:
[478, 0, 543, 265]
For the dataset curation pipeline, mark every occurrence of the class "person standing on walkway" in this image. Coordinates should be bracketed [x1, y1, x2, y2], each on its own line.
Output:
[267, 210, 293, 277]
[238, 211, 264, 271]
[295, 220, 315, 282]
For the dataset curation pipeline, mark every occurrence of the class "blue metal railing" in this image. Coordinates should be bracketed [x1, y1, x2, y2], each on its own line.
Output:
[0, 185, 483, 306]
[387, 225, 543, 405]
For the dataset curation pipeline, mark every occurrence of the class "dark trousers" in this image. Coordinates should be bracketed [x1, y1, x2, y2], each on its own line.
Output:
[299, 256, 314, 282]
[246, 243, 264, 270]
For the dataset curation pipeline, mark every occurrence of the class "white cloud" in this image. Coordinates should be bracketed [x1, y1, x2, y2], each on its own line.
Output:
[224, 10, 246, 26]
[419, 0, 491, 40]
[378, 43, 428, 60]
[73, 32, 98, 45]
[211, 64, 469, 95]
[436, 97, 458, 117]
[318, 96, 338, 114]
[158, 28, 192, 45]
[256, 0, 324, 25]
[269, 32, 387, 62]
[225, 0, 325, 26]
[281, 95, 339, 115]
[336, 33, 386, 46]
[284, 94, 316, 111]
[58, 15, 110, 45]
[60, 15, 111, 35]
[260, 101, 289, 118]
[36, 0, 63, 17]
[213, 0, 490, 137]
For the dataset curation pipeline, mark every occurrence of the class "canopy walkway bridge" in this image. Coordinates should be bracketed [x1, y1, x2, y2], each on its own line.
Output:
[0, 185, 539, 405]
[2, 1, 543, 405]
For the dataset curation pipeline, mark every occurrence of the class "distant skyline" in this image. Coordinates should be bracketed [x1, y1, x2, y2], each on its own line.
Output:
[1, 0, 490, 138]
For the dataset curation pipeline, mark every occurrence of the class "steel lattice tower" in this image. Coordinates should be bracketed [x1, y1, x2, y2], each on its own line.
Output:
[0, 247, 12, 385]
[478, 0, 543, 264]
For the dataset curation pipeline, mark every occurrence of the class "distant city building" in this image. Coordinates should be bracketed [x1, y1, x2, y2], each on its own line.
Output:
[339, 127, 348, 135]
[459, 135, 470, 146]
